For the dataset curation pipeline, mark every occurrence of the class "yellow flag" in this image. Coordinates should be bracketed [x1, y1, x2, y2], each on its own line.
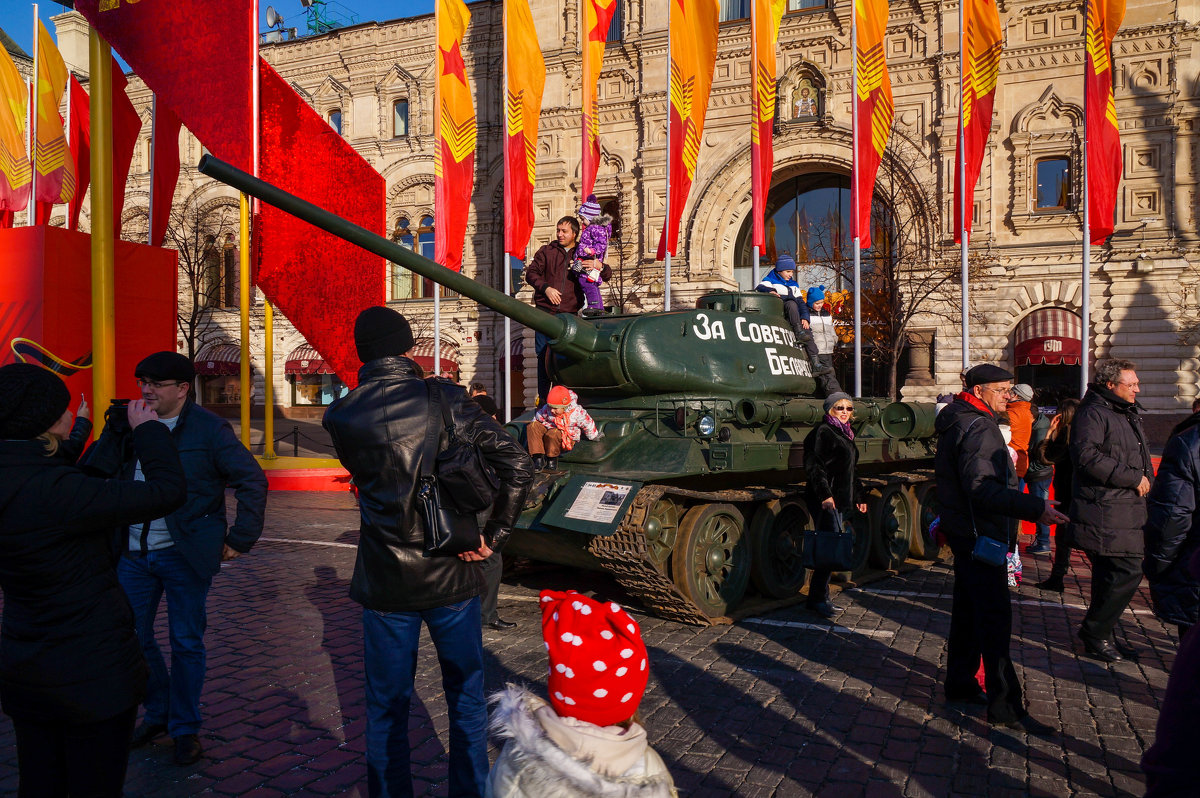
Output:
[34, 20, 75, 205]
[0, 45, 31, 213]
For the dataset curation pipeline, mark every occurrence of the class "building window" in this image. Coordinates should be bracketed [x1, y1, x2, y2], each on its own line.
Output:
[290, 373, 348, 406]
[201, 375, 243, 405]
[719, 0, 749, 22]
[787, 0, 826, 11]
[607, 0, 624, 43]
[393, 99, 409, 137]
[328, 109, 342, 135]
[388, 215, 453, 300]
[1034, 157, 1070, 211]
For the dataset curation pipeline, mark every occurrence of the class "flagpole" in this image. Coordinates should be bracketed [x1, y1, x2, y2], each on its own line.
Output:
[434, 0, 443, 379]
[959, 0, 970, 372]
[28, 4, 38, 227]
[252, 0, 276, 459]
[503, 0, 513, 422]
[1080, 0, 1091, 395]
[148, 95, 156, 245]
[750, 1, 760, 287]
[664, 1, 672, 311]
[851, 0, 862, 397]
[239, 1, 258, 449]
[89, 29, 117, 434]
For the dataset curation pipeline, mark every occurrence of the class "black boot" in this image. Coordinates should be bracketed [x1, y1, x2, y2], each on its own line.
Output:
[1036, 570, 1065, 593]
[532, 454, 546, 471]
[546, 456, 558, 470]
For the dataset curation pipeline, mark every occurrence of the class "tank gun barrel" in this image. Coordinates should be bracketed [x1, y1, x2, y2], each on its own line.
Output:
[196, 155, 569, 343]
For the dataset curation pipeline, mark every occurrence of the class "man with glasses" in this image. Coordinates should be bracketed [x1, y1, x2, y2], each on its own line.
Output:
[98, 352, 267, 765]
[1069, 358, 1153, 662]
[935, 364, 1068, 732]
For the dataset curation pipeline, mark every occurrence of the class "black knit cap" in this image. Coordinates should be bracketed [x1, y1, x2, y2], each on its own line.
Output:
[355, 306, 415, 363]
[135, 351, 195, 383]
[964, 363, 1014, 388]
[0, 363, 72, 440]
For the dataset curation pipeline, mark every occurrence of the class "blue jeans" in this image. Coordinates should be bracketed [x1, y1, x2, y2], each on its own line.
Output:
[118, 548, 212, 737]
[1026, 478, 1052, 547]
[362, 598, 487, 798]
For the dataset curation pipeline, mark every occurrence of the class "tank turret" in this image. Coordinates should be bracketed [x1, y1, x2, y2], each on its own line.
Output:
[199, 156, 941, 625]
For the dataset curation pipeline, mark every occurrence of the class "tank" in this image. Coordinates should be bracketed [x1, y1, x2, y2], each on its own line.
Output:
[199, 156, 941, 625]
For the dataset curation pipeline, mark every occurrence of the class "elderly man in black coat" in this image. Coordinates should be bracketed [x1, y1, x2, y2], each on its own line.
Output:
[1069, 359, 1153, 663]
[935, 364, 1067, 732]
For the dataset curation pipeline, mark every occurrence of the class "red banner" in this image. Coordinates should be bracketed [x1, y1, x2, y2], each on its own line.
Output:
[581, 0, 618, 199]
[504, 0, 546, 260]
[657, 0, 720, 260]
[435, 0, 476, 272]
[1085, 0, 1125, 244]
[150, 99, 182, 249]
[112, 63, 144, 239]
[953, 0, 1002, 243]
[257, 60, 384, 388]
[76, 0, 254, 174]
[853, 0, 893, 249]
[67, 77, 89, 231]
[751, 0, 786, 251]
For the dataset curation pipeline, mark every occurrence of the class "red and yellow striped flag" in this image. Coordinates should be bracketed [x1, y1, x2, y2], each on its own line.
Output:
[751, 0, 786, 250]
[33, 20, 75, 207]
[504, 0, 545, 260]
[434, 0, 476, 272]
[581, 0, 618, 200]
[1085, 0, 1124, 244]
[0, 44, 31, 218]
[954, 0, 1002, 243]
[853, 0, 892, 249]
[657, 0, 720, 260]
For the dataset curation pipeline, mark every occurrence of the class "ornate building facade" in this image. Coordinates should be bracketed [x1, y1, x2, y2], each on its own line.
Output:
[33, 0, 1200, 425]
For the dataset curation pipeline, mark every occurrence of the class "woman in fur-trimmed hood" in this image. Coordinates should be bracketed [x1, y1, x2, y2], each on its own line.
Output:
[485, 591, 677, 798]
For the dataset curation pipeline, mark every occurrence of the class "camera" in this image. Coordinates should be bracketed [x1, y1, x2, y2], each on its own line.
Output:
[105, 398, 132, 436]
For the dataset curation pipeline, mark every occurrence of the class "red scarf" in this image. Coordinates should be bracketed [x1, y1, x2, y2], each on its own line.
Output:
[957, 390, 996, 419]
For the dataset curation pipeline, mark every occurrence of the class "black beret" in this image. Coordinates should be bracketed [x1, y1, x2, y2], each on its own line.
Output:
[0, 363, 71, 439]
[135, 352, 195, 383]
[964, 363, 1014, 388]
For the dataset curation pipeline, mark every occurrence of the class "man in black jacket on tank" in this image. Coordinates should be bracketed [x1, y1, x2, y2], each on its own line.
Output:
[935, 364, 1068, 732]
[323, 306, 534, 798]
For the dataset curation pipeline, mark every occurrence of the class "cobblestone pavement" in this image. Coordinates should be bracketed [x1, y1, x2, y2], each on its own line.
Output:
[0, 490, 1175, 797]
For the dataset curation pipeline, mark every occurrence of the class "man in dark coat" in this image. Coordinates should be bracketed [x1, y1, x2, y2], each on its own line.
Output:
[934, 364, 1067, 731]
[1069, 358, 1153, 663]
[1143, 409, 1200, 638]
[97, 352, 268, 765]
[524, 216, 612, 402]
[323, 307, 534, 797]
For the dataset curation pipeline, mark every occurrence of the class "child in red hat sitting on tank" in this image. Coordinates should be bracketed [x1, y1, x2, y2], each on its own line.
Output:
[525, 385, 602, 471]
[486, 590, 677, 797]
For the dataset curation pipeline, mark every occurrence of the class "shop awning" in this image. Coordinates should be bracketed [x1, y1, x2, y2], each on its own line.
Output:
[498, 335, 525, 371]
[285, 344, 335, 376]
[1014, 308, 1082, 367]
[411, 338, 460, 374]
[194, 343, 241, 376]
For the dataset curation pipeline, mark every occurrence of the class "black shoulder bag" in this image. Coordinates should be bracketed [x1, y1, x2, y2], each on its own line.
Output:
[417, 383, 501, 556]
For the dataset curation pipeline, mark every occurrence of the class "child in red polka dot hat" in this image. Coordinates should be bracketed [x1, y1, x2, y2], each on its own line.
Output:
[486, 591, 677, 797]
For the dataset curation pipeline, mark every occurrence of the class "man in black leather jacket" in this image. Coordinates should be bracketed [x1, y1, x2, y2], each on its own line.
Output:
[323, 306, 534, 798]
[934, 363, 1066, 732]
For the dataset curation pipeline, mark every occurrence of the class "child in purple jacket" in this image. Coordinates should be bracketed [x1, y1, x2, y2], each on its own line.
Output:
[573, 194, 611, 316]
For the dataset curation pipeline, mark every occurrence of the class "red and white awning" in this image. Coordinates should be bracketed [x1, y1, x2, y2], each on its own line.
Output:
[1014, 308, 1082, 367]
[285, 344, 335, 376]
[194, 343, 241, 376]
[411, 338, 460, 374]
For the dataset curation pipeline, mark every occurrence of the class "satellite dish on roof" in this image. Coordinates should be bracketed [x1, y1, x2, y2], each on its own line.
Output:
[266, 6, 282, 28]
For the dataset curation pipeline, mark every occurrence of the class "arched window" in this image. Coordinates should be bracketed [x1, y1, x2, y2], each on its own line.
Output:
[387, 215, 444, 300]
[328, 109, 342, 135]
[393, 100, 409, 137]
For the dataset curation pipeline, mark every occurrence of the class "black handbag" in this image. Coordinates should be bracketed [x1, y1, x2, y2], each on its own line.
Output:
[417, 383, 493, 556]
[802, 507, 856, 572]
[432, 385, 500, 513]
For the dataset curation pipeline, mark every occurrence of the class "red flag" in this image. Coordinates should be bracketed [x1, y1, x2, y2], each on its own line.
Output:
[853, 0, 893, 249]
[656, 0, 720, 260]
[954, 0, 1002, 243]
[75, 0, 254, 173]
[66, 77, 90, 231]
[504, 0, 546, 260]
[150, 99, 182, 248]
[581, 0, 618, 199]
[112, 62, 145, 238]
[751, 0, 786, 250]
[257, 59, 384, 388]
[435, 0, 476, 272]
[1085, 0, 1125, 244]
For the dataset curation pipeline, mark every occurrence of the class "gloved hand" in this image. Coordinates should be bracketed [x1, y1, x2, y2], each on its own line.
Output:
[484, 520, 511, 553]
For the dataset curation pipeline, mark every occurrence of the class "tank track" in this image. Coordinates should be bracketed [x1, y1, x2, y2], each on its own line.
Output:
[586, 471, 936, 626]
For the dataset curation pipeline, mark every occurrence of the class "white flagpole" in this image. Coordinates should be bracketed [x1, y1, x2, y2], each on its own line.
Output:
[503, 0, 512, 421]
[148, 94, 156, 245]
[1080, 0, 1090, 395]
[664, 2, 672, 311]
[434, 0, 443, 379]
[751, 1, 760, 287]
[28, 4, 39, 227]
[959, 0, 970, 372]
[851, 0, 862, 397]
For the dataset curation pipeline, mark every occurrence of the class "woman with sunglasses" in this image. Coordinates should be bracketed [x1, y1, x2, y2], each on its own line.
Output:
[802, 392, 869, 617]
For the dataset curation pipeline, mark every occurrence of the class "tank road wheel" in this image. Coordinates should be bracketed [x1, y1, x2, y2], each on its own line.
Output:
[672, 503, 750, 618]
[909, 483, 940, 560]
[870, 485, 916, 570]
[748, 498, 812, 598]
[643, 496, 683, 568]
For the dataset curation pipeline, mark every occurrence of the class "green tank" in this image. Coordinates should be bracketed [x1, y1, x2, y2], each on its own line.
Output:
[199, 156, 941, 625]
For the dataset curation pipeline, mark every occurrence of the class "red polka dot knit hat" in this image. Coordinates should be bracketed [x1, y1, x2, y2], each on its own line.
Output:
[540, 590, 649, 727]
